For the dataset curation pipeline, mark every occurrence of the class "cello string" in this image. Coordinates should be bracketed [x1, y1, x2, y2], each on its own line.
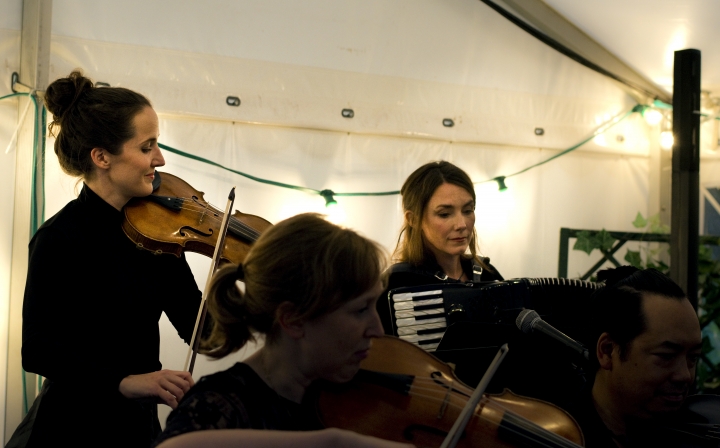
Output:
[410, 375, 547, 416]
[355, 382, 579, 448]
[379, 376, 581, 448]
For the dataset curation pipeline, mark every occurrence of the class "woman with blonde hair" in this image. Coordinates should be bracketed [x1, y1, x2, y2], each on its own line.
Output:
[154, 213, 413, 448]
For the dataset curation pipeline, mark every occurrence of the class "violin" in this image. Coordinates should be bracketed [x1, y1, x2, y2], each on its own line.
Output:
[316, 336, 584, 448]
[122, 171, 272, 264]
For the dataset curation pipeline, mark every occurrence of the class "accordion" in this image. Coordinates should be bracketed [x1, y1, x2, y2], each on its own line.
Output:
[387, 277, 600, 352]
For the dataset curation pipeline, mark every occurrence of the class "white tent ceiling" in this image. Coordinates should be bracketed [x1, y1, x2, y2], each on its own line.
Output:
[5, 0, 720, 99]
[543, 0, 720, 98]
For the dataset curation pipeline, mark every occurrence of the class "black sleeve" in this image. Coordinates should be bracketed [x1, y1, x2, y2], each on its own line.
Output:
[21, 228, 126, 394]
[155, 253, 203, 345]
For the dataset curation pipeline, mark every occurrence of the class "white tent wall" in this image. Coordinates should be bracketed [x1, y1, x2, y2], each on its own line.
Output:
[0, 12, 22, 441]
[3, 0, 720, 439]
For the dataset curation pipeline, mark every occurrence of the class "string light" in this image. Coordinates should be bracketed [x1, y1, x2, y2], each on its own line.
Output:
[642, 106, 663, 126]
[319, 189, 337, 207]
[493, 176, 508, 192]
[660, 131, 674, 151]
[158, 104, 639, 202]
[149, 104, 641, 203]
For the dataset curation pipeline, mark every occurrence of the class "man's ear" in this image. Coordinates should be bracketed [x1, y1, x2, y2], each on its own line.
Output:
[596, 332, 617, 370]
[404, 210, 414, 228]
[90, 147, 111, 171]
[276, 301, 304, 339]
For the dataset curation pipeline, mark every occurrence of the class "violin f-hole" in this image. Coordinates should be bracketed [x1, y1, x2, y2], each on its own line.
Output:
[179, 225, 214, 238]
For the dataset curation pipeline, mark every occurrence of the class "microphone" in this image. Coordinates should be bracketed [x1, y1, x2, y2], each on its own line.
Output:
[515, 309, 589, 361]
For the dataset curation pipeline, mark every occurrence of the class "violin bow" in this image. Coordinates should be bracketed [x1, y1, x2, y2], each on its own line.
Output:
[184, 186, 236, 374]
[439, 343, 510, 448]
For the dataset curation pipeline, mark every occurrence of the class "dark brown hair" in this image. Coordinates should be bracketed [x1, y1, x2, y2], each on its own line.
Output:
[201, 213, 388, 358]
[586, 266, 688, 371]
[44, 70, 151, 179]
[394, 161, 488, 270]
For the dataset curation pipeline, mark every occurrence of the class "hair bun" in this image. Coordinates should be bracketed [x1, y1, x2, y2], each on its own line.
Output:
[44, 70, 94, 125]
[596, 265, 640, 287]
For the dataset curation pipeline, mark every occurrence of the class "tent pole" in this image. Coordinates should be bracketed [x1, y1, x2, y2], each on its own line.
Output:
[670, 49, 701, 309]
[3, 0, 52, 444]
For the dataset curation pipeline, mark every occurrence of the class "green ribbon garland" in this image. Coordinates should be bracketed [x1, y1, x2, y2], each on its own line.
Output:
[160, 104, 641, 197]
[158, 143, 402, 197]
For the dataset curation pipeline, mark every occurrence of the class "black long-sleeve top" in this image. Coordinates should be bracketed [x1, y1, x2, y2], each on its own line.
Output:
[21, 184, 202, 447]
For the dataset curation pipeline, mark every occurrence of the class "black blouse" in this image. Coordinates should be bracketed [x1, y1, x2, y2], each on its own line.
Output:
[154, 363, 323, 447]
[21, 184, 202, 447]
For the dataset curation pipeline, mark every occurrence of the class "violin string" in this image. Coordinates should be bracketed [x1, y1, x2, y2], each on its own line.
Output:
[186, 199, 263, 240]
[164, 198, 261, 238]
[156, 198, 262, 241]
[164, 203, 261, 242]
[410, 376, 538, 416]
[397, 376, 581, 448]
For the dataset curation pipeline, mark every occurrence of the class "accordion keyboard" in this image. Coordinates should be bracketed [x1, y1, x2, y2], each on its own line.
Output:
[391, 288, 448, 351]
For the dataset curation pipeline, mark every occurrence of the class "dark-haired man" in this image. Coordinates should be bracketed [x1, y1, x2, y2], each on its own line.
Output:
[570, 267, 702, 448]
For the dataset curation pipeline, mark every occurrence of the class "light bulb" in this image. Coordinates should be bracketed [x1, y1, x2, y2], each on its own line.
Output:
[660, 131, 674, 151]
[324, 202, 347, 225]
[643, 109, 663, 126]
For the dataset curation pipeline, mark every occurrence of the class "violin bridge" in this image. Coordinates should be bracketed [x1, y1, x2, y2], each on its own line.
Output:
[199, 202, 210, 224]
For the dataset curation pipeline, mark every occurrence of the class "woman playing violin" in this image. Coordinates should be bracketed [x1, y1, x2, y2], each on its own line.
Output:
[377, 161, 503, 334]
[154, 213, 412, 448]
[16, 71, 201, 447]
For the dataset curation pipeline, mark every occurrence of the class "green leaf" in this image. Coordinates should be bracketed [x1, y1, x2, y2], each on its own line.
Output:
[655, 260, 669, 273]
[703, 335, 715, 354]
[624, 249, 643, 268]
[595, 229, 617, 252]
[632, 212, 648, 229]
[647, 213, 670, 234]
[574, 230, 599, 255]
